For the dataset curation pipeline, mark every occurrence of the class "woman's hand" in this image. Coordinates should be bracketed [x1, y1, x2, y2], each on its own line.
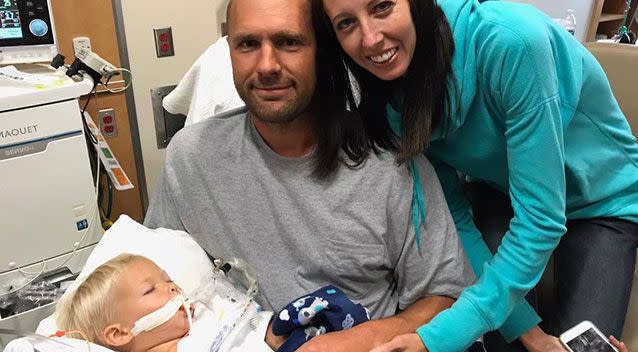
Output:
[369, 333, 428, 352]
[519, 326, 567, 352]
[610, 335, 629, 352]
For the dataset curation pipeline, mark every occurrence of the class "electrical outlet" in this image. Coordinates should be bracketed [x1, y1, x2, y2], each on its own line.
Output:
[73, 36, 92, 55]
[99, 108, 118, 139]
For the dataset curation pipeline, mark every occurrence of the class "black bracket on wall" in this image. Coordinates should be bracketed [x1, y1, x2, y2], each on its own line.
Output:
[150, 85, 186, 149]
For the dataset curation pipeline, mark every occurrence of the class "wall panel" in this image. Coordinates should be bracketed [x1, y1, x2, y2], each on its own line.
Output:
[50, 0, 144, 222]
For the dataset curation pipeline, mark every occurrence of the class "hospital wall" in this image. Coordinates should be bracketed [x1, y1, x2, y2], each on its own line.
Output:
[115, 0, 226, 203]
[49, 0, 145, 222]
[508, 0, 595, 41]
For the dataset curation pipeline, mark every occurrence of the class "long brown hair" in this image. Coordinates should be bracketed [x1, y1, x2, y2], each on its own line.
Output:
[312, 0, 457, 164]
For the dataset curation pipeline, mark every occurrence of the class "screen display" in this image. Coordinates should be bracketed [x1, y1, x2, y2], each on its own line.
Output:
[0, 0, 22, 40]
[567, 328, 615, 352]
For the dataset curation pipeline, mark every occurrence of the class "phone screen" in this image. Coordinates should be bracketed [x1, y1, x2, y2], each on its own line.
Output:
[567, 328, 615, 352]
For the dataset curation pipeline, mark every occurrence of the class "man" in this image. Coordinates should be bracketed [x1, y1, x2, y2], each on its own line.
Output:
[144, 0, 473, 350]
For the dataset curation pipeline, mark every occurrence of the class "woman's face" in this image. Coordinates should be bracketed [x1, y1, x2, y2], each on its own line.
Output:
[322, 0, 416, 81]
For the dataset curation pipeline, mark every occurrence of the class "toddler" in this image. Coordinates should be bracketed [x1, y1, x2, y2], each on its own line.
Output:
[55, 254, 369, 352]
[56, 254, 280, 352]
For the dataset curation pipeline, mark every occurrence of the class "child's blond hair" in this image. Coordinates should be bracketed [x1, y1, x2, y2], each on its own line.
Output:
[56, 253, 146, 344]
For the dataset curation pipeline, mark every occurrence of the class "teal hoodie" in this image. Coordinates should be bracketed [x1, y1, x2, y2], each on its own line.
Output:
[385, 0, 638, 351]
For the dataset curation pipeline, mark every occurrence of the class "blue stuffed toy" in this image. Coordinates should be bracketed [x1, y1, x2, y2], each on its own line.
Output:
[272, 285, 370, 352]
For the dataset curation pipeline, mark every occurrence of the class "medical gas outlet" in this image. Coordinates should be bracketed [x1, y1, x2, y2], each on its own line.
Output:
[72, 36, 92, 55]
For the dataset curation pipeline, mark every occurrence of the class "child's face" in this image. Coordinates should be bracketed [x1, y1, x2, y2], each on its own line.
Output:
[114, 259, 191, 339]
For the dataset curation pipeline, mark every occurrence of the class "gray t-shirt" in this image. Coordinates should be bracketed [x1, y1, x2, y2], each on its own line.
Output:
[145, 108, 474, 318]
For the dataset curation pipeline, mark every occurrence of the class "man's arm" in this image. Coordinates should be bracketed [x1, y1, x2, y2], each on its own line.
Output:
[144, 160, 187, 231]
[296, 295, 454, 352]
[300, 156, 474, 352]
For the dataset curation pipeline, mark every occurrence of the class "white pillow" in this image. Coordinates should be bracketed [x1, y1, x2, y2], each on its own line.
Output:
[36, 215, 214, 335]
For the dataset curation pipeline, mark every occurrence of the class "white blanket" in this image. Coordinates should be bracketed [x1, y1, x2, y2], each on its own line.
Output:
[4, 306, 273, 352]
[178, 302, 273, 352]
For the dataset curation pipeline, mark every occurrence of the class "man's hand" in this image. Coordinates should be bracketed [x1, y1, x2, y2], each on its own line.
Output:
[265, 320, 288, 350]
[369, 333, 428, 352]
[295, 329, 360, 352]
[519, 326, 566, 352]
[296, 324, 392, 352]
[295, 295, 452, 352]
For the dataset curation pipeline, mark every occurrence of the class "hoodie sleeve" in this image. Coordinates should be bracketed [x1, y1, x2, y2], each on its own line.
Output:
[419, 159, 541, 344]
[417, 21, 568, 352]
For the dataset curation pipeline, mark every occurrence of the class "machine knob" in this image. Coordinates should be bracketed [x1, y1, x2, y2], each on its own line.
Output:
[29, 19, 48, 37]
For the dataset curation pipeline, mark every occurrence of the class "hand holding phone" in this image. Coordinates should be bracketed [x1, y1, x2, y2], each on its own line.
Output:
[559, 321, 619, 352]
[609, 336, 629, 352]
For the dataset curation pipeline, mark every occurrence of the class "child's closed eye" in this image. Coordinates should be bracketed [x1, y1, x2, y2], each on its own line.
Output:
[143, 286, 155, 295]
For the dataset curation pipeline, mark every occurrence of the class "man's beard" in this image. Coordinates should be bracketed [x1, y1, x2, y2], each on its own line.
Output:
[236, 82, 314, 125]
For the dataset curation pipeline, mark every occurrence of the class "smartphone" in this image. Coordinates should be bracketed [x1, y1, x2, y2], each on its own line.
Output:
[559, 321, 619, 352]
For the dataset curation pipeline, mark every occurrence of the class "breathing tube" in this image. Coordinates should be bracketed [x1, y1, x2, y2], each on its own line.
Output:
[132, 258, 259, 336]
[131, 294, 194, 336]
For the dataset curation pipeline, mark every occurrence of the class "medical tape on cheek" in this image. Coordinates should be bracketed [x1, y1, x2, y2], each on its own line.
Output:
[131, 294, 191, 336]
[184, 299, 194, 330]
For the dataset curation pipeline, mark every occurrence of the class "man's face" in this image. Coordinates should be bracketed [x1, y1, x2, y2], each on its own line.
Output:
[227, 0, 317, 124]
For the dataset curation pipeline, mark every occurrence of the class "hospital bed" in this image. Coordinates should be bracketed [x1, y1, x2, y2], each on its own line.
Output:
[2, 215, 250, 351]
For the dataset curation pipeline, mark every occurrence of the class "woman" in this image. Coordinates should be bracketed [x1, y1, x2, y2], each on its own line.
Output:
[311, 0, 638, 351]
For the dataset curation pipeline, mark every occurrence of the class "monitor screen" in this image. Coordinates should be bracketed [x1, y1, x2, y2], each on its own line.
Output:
[0, 0, 23, 40]
[0, 0, 54, 47]
[0, 0, 56, 64]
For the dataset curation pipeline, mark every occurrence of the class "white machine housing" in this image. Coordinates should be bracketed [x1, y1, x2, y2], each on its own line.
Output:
[0, 68, 102, 344]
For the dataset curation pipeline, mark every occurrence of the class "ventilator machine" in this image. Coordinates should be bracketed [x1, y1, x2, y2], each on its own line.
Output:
[0, 0, 103, 345]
